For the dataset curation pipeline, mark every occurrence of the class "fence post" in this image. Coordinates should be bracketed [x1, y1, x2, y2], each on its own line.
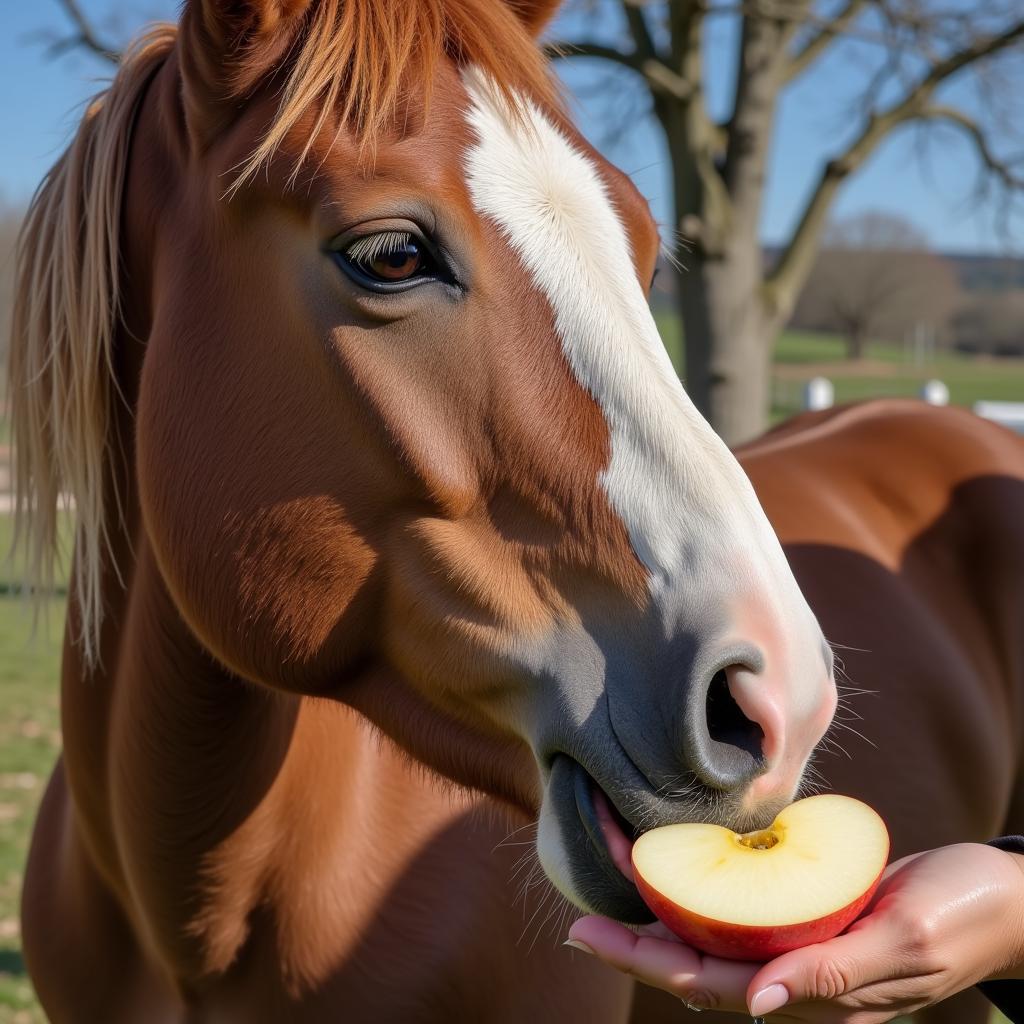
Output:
[804, 377, 834, 411]
[920, 379, 949, 406]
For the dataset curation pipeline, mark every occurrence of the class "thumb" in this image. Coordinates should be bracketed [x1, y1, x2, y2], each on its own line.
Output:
[746, 921, 892, 1017]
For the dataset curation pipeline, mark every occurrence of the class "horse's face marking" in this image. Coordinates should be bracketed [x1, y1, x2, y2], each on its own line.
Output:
[135, 51, 835, 922]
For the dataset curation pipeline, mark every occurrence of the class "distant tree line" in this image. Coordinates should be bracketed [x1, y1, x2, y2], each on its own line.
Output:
[952, 291, 1024, 357]
[784, 211, 1024, 360]
[643, 209, 1024, 362]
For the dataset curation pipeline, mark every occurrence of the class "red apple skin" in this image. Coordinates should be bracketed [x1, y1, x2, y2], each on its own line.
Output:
[634, 865, 885, 962]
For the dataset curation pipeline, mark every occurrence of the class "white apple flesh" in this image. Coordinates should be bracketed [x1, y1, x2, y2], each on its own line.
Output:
[631, 794, 889, 961]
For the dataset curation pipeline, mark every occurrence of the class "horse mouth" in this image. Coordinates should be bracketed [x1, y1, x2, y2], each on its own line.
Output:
[577, 770, 639, 881]
[556, 756, 652, 921]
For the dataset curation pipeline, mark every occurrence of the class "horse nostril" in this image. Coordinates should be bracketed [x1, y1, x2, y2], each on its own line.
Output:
[691, 667, 766, 790]
[705, 668, 764, 759]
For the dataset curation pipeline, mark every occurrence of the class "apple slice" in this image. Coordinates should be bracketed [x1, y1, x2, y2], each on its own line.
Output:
[631, 794, 889, 961]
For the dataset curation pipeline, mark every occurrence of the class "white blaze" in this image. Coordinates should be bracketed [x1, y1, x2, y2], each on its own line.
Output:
[461, 73, 831, 907]
[462, 72, 775, 596]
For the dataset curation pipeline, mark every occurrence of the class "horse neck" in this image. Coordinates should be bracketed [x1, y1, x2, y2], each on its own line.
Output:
[64, 503, 422, 985]
[57, 301, 396, 980]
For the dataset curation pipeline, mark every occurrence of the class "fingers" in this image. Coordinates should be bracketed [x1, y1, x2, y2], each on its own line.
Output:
[566, 916, 760, 1013]
[747, 914, 904, 1017]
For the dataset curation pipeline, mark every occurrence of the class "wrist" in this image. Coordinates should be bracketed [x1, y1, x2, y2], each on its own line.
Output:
[985, 849, 1024, 982]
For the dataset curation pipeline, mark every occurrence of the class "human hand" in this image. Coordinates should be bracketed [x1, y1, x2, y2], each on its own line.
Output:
[564, 843, 1024, 1022]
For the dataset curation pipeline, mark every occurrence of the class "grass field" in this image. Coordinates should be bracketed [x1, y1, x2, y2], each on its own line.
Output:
[0, 327, 1019, 1021]
[0, 589, 61, 1024]
[655, 319, 1024, 420]
[0, 505, 63, 1022]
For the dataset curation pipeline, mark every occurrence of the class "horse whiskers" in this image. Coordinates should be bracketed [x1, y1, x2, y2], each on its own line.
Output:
[552, 893, 578, 949]
[527, 886, 573, 955]
[513, 867, 546, 921]
[509, 848, 540, 888]
[834, 708, 866, 723]
[835, 684, 878, 697]
[516, 874, 561, 950]
[825, 639, 872, 654]
[491, 818, 538, 854]
[829, 718, 878, 749]
[817, 733, 853, 760]
[652, 771, 695, 798]
[798, 753, 832, 797]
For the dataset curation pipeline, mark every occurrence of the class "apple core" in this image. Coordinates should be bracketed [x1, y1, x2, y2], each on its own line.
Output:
[737, 828, 779, 850]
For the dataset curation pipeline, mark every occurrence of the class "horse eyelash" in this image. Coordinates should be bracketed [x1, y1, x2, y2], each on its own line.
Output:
[344, 230, 413, 264]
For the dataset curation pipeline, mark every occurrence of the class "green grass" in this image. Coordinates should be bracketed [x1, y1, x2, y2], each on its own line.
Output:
[770, 340, 1024, 423]
[0, 594, 62, 1024]
[0, 504, 67, 1022]
[653, 314, 1024, 423]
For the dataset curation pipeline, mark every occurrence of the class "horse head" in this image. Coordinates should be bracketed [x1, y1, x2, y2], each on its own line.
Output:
[11, 0, 836, 924]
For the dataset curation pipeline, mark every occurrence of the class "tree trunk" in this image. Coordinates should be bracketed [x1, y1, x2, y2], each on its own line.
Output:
[678, 244, 774, 446]
[846, 326, 867, 360]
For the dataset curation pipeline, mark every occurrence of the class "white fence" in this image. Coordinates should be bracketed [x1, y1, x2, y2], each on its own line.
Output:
[802, 377, 1024, 435]
[973, 401, 1024, 433]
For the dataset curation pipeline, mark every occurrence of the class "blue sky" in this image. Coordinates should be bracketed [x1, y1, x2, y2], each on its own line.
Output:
[2, 0, 1020, 254]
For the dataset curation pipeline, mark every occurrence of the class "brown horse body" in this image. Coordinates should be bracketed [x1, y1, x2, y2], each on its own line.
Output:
[23, 400, 1024, 1023]
[11, 2, 1024, 1021]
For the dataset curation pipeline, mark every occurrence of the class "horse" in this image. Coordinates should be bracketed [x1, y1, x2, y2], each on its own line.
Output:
[8, 0, 1023, 1020]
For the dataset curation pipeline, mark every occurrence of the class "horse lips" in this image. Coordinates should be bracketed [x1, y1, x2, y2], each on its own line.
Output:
[631, 794, 889, 961]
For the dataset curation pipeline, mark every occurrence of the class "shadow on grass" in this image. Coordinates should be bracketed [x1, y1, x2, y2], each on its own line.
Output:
[0, 948, 25, 977]
[0, 583, 67, 598]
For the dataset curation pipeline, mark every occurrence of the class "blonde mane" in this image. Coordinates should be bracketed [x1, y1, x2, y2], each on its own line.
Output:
[8, 26, 176, 666]
[7, 2, 554, 667]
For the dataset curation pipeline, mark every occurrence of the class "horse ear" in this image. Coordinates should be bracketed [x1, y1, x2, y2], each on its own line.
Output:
[179, 0, 312, 149]
[506, 0, 563, 37]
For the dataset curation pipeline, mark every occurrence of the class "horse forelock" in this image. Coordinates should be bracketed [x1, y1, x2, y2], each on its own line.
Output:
[227, 0, 559, 192]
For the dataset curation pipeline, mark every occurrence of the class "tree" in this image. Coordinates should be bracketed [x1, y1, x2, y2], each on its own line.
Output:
[951, 290, 1024, 356]
[790, 212, 959, 360]
[40, 0, 123, 63]
[548, 1, 1024, 442]
[39, 0, 1024, 441]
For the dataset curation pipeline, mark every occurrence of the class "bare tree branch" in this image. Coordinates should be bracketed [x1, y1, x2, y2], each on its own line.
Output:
[546, 39, 695, 99]
[917, 105, 1024, 190]
[49, 0, 121, 64]
[782, 0, 870, 84]
[909, 19, 1024, 108]
[540, 0, 1024, 433]
[764, 17, 1024, 319]
[620, 0, 659, 64]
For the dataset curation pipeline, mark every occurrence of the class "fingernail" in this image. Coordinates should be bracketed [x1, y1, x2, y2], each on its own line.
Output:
[750, 983, 789, 1016]
[563, 938, 595, 955]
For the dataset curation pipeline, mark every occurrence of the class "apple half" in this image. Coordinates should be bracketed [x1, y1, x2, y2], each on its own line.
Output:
[631, 794, 889, 961]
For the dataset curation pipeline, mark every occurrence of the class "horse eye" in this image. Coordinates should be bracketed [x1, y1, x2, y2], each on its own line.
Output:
[341, 231, 432, 285]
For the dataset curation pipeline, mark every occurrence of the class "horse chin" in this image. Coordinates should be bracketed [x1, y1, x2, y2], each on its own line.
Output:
[538, 756, 653, 924]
